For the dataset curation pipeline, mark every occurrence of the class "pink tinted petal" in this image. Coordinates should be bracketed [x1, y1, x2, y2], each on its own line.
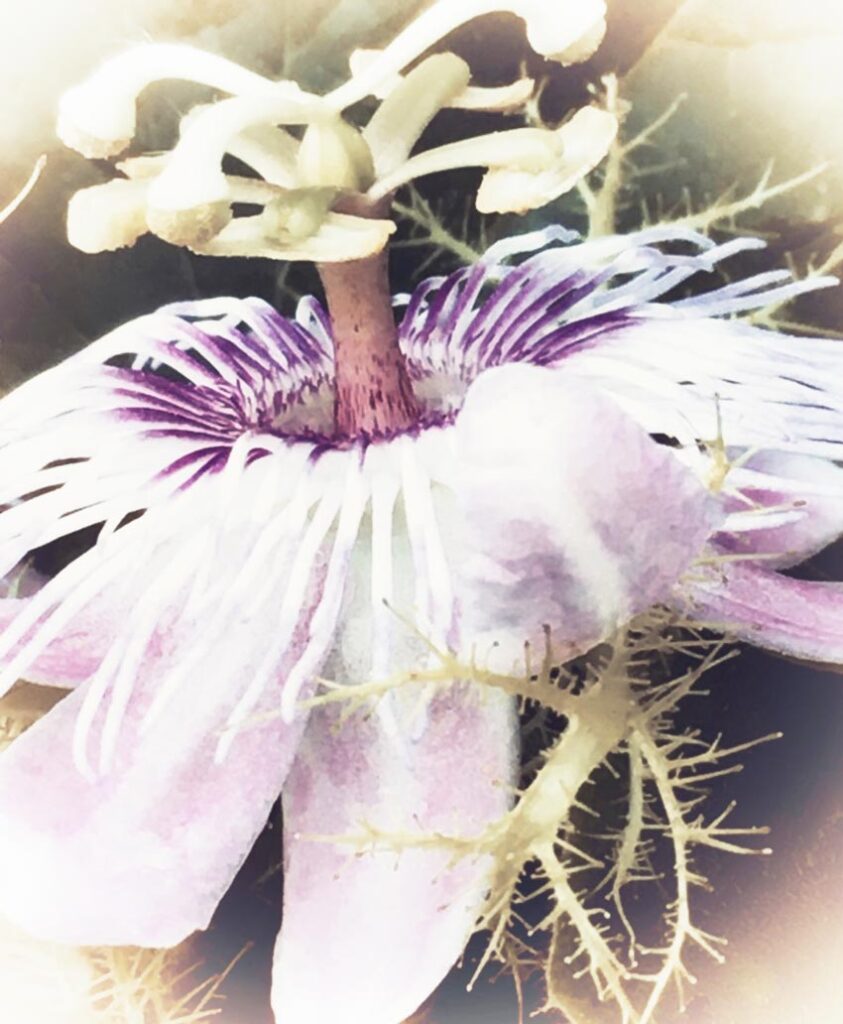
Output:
[453, 363, 722, 670]
[683, 560, 843, 663]
[0, 431, 366, 948]
[272, 683, 517, 1024]
[0, 506, 344, 948]
[718, 451, 843, 568]
[0, 620, 316, 948]
[0, 596, 116, 689]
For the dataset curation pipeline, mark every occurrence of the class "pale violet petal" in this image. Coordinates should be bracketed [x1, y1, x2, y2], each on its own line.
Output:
[452, 363, 722, 672]
[681, 560, 843, 664]
[0, 595, 116, 690]
[717, 451, 843, 568]
[0, 452, 361, 947]
[272, 682, 517, 1024]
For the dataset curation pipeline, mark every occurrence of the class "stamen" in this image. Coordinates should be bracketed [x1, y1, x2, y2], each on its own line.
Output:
[147, 89, 328, 213]
[349, 49, 534, 113]
[369, 127, 560, 201]
[363, 54, 471, 178]
[57, 43, 284, 159]
[447, 78, 536, 112]
[327, 0, 606, 111]
[475, 106, 618, 214]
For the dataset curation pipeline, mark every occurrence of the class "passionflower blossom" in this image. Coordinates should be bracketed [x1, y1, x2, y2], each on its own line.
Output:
[1, 224, 841, 1020]
[2, 2, 843, 1023]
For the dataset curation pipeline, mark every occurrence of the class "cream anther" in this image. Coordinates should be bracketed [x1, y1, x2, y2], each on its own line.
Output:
[57, 43, 283, 159]
[66, 179, 150, 253]
[363, 53, 471, 178]
[369, 127, 560, 202]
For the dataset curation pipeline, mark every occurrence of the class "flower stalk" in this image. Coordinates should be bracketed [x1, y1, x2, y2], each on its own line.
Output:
[318, 246, 420, 440]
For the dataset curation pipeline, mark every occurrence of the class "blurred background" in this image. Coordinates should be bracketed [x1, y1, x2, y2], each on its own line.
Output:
[1, 1, 842, 1021]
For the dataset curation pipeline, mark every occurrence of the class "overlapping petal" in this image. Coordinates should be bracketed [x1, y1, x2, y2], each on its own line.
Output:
[396, 224, 843, 680]
[452, 363, 722, 672]
[0, 595, 114, 689]
[249, 421, 514, 1023]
